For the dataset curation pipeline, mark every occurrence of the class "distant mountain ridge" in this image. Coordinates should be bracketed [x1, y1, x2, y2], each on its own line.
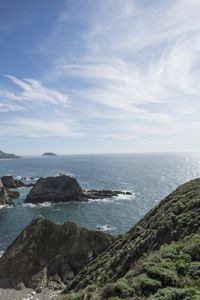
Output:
[0, 150, 20, 159]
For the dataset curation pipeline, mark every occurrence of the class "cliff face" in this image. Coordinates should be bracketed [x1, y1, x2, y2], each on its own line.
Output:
[0, 216, 115, 290]
[66, 178, 200, 293]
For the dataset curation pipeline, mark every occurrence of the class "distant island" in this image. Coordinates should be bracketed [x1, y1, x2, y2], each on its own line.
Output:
[0, 150, 21, 160]
[42, 152, 57, 157]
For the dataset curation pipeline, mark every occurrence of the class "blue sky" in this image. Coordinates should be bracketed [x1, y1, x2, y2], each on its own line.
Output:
[0, 0, 200, 155]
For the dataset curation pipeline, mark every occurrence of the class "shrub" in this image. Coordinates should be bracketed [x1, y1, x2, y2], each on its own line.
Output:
[101, 279, 135, 299]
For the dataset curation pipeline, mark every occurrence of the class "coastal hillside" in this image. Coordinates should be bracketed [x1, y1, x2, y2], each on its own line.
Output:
[63, 234, 200, 299]
[62, 178, 200, 299]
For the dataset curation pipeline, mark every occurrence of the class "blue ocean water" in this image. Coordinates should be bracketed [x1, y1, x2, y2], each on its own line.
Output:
[0, 152, 200, 254]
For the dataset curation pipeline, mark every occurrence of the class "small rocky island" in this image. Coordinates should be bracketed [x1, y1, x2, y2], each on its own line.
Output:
[25, 175, 132, 204]
[42, 152, 57, 157]
[0, 150, 21, 159]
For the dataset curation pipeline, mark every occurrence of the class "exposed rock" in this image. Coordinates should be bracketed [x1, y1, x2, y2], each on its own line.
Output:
[1, 176, 24, 189]
[0, 150, 21, 159]
[25, 175, 132, 204]
[42, 152, 57, 157]
[0, 215, 115, 289]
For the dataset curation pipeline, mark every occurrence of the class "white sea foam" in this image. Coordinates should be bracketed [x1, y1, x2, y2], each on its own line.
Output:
[21, 203, 37, 208]
[96, 224, 116, 232]
[15, 175, 22, 180]
[113, 192, 135, 201]
[39, 202, 54, 207]
[55, 172, 75, 177]
[88, 192, 135, 203]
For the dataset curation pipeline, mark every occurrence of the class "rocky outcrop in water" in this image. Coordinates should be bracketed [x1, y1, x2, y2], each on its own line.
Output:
[0, 150, 21, 159]
[1, 176, 24, 189]
[0, 179, 19, 205]
[25, 175, 131, 204]
[0, 216, 115, 290]
[0, 180, 13, 205]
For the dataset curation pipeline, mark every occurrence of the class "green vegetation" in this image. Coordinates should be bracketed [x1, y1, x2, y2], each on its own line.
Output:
[62, 234, 200, 299]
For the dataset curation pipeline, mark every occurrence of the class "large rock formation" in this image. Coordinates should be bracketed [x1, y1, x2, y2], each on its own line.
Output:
[0, 150, 20, 159]
[0, 216, 115, 289]
[25, 175, 131, 204]
[26, 176, 83, 203]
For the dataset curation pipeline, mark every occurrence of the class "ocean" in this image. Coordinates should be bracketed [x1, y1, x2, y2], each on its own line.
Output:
[0, 152, 200, 255]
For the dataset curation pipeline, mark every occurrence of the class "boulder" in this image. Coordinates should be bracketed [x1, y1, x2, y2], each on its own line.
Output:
[0, 215, 115, 289]
[25, 175, 132, 204]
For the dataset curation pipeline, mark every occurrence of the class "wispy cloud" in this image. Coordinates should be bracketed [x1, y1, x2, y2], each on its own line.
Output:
[2, 75, 69, 106]
[42, 0, 200, 143]
[0, 117, 82, 138]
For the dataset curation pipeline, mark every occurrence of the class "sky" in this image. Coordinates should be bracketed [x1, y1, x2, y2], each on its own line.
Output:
[0, 0, 200, 155]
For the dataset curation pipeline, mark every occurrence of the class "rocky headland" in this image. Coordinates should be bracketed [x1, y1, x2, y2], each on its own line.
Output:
[0, 178, 200, 299]
[0, 150, 21, 160]
[25, 175, 131, 204]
